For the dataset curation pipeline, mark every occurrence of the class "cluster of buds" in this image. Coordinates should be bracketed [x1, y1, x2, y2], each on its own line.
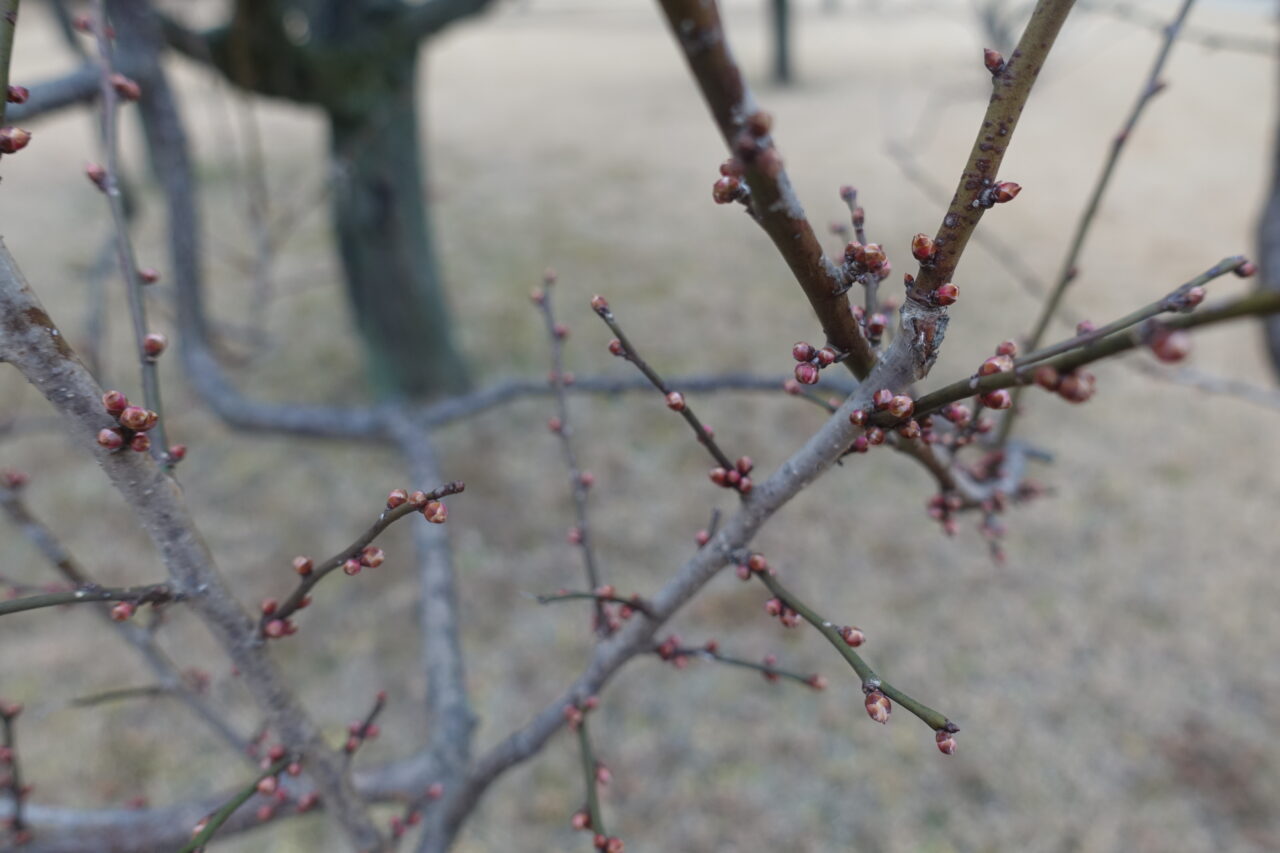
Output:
[933, 401, 994, 449]
[708, 455, 755, 496]
[389, 809, 425, 839]
[790, 341, 841, 385]
[592, 833, 625, 852]
[711, 158, 750, 205]
[1147, 326, 1192, 364]
[842, 240, 892, 287]
[733, 552, 772, 582]
[731, 110, 782, 178]
[97, 390, 159, 453]
[847, 390, 934, 451]
[588, 584, 643, 635]
[974, 179, 1022, 209]
[340, 545, 386, 578]
[261, 594, 306, 639]
[655, 634, 696, 669]
[562, 694, 600, 732]
[926, 491, 966, 537]
[344, 716, 383, 753]
[763, 596, 801, 628]
[0, 126, 31, 155]
[1031, 364, 1097, 404]
[387, 488, 450, 524]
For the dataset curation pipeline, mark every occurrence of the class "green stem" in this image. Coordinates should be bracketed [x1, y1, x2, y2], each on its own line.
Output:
[0, 582, 175, 617]
[755, 571, 956, 732]
[576, 717, 605, 838]
[178, 756, 291, 853]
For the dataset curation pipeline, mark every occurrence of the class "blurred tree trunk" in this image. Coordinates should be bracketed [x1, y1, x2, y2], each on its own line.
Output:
[1259, 56, 1280, 379]
[179, 0, 493, 398]
[769, 0, 793, 85]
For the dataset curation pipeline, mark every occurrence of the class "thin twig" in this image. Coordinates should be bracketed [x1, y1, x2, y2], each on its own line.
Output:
[177, 756, 291, 853]
[0, 582, 176, 617]
[664, 644, 824, 689]
[0, 702, 29, 846]
[536, 590, 658, 620]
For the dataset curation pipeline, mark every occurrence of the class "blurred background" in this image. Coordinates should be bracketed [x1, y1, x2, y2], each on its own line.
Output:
[2, 0, 1279, 850]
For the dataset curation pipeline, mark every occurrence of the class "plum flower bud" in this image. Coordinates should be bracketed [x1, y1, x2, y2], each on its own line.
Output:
[792, 342, 815, 362]
[866, 313, 888, 338]
[138, 267, 160, 284]
[85, 162, 108, 190]
[935, 282, 959, 306]
[6, 85, 29, 104]
[872, 388, 893, 410]
[342, 558, 362, 576]
[996, 340, 1018, 357]
[129, 433, 151, 453]
[764, 598, 783, 617]
[293, 556, 313, 576]
[0, 127, 31, 154]
[143, 332, 168, 358]
[816, 347, 838, 367]
[1033, 365, 1061, 390]
[936, 729, 957, 755]
[979, 355, 1014, 376]
[887, 395, 915, 419]
[984, 48, 1005, 73]
[897, 419, 921, 440]
[387, 488, 408, 509]
[666, 391, 686, 411]
[102, 390, 129, 415]
[865, 426, 885, 446]
[794, 362, 820, 385]
[807, 674, 828, 690]
[861, 243, 886, 269]
[910, 233, 936, 262]
[712, 175, 742, 204]
[571, 810, 592, 831]
[1234, 260, 1257, 278]
[992, 182, 1021, 203]
[360, 546, 385, 568]
[118, 406, 149, 431]
[864, 689, 891, 723]
[424, 501, 448, 523]
[109, 73, 141, 101]
[980, 389, 1012, 409]
[1150, 329, 1191, 363]
[839, 625, 865, 647]
[111, 601, 135, 621]
[848, 408, 867, 427]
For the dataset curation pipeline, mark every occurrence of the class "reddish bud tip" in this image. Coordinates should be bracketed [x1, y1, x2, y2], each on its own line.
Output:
[865, 689, 892, 724]
[936, 729, 958, 755]
[167, 444, 188, 463]
[935, 282, 959, 306]
[292, 556, 313, 576]
[850, 435, 869, 453]
[547, 416, 563, 433]
[424, 500, 448, 524]
[865, 426, 885, 446]
[102, 390, 129, 415]
[1235, 260, 1258, 278]
[794, 362, 820, 385]
[138, 267, 160, 284]
[260, 598, 278, 615]
[0, 127, 32, 154]
[342, 558, 362, 576]
[764, 597, 783, 617]
[1150, 328, 1192, 363]
[118, 405, 149, 431]
[6, 85, 29, 104]
[996, 339, 1018, 357]
[142, 332, 168, 358]
[849, 408, 867, 427]
[712, 175, 742, 204]
[109, 73, 141, 101]
[737, 476, 753, 495]
[840, 625, 865, 647]
[747, 553, 769, 573]
[1033, 365, 1061, 390]
[110, 601, 135, 621]
[861, 243, 886, 269]
[529, 287, 545, 305]
[978, 355, 1014, 376]
[993, 182, 1021, 203]
[910, 233, 936, 262]
[872, 388, 894, 410]
[980, 389, 1013, 410]
[709, 467, 728, 486]
[791, 341, 816, 363]
[887, 395, 915, 419]
[387, 488, 409, 509]
[360, 546, 385, 568]
[816, 347, 838, 367]
[264, 619, 287, 638]
[807, 674, 829, 691]
[129, 433, 151, 453]
[1076, 320, 1096, 335]
[745, 110, 773, 137]
[720, 158, 745, 178]
[1, 469, 27, 489]
[984, 48, 1005, 74]
[665, 391, 686, 411]
[85, 162, 108, 190]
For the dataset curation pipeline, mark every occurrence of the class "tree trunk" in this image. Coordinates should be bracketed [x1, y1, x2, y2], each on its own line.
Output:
[770, 0, 793, 85]
[1258, 56, 1280, 380]
[327, 50, 469, 398]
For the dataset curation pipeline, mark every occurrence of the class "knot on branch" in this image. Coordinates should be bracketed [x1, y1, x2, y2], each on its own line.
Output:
[899, 298, 949, 380]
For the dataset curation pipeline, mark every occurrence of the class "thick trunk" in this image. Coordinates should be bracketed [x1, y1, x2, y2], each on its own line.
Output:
[327, 51, 469, 398]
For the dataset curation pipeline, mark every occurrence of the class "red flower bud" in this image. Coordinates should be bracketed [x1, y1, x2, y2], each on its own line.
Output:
[102, 390, 129, 415]
[862, 243, 886, 269]
[138, 267, 160, 284]
[167, 444, 187, 463]
[872, 388, 894, 410]
[424, 501, 448, 523]
[360, 546, 384, 568]
[996, 340, 1018, 357]
[111, 601, 135, 621]
[142, 332, 167, 358]
[840, 625, 865, 647]
[978, 355, 1014, 376]
[292, 556, 313, 576]
[844, 241, 866, 265]
[897, 419, 921, 440]
[984, 48, 1005, 73]
[264, 619, 287, 638]
[118, 406, 149, 431]
[342, 558, 362, 576]
[129, 433, 151, 453]
[261, 598, 278, 615]
[746, 111, 773, 136]
[547, 416, 563, 433]
[816, 347, 838, 367]
[607, 338, 625, 357]
[0, 127, 31, 154]
[866, 313, 888, 337]
[794, 362, 820, 385]
[792, 342, 815, 362]
[109, 73, 141, 101]
[848, 408, 867, 427]
[865, 426, 885, 446]
[993, 182, 1021, 203]
[712, 175, 742, 204]
[865, 689, 892, 723]
[887, 395, 915, 419]
[980, 389, 1012, 409]
[720, 159, 745, 178]
[935, 282, 959, 306]
[910, 233, 936, 262]
[936, 729, 957, 755]
[1033, 365, 1061, 390]
[85, 162, 108, 191]
[387, 488, 408, 509]
[6, 85, 28, 104]
[1234, 260, 1257, 278]
[807, 674, 828, 691]
[666, 391, 685, 411]
[850, 435, 869, 453]
[1150, 329, 1191, 363]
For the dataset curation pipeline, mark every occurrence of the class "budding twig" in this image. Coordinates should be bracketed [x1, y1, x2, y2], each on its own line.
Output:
[591, 297, 738, 474]
[343, 691, 387, 762]
[752, 567, 957, 734]
[264, 481, 465, 630]
[88, 0, 170, 458]
[0, 581, 176, 617]
[534, 276, 607, 632]
[536, 590, 658, 621]
[178, 755, 292, 853]
[1, 701, 29, 847]
[661, 642, 825, 690]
